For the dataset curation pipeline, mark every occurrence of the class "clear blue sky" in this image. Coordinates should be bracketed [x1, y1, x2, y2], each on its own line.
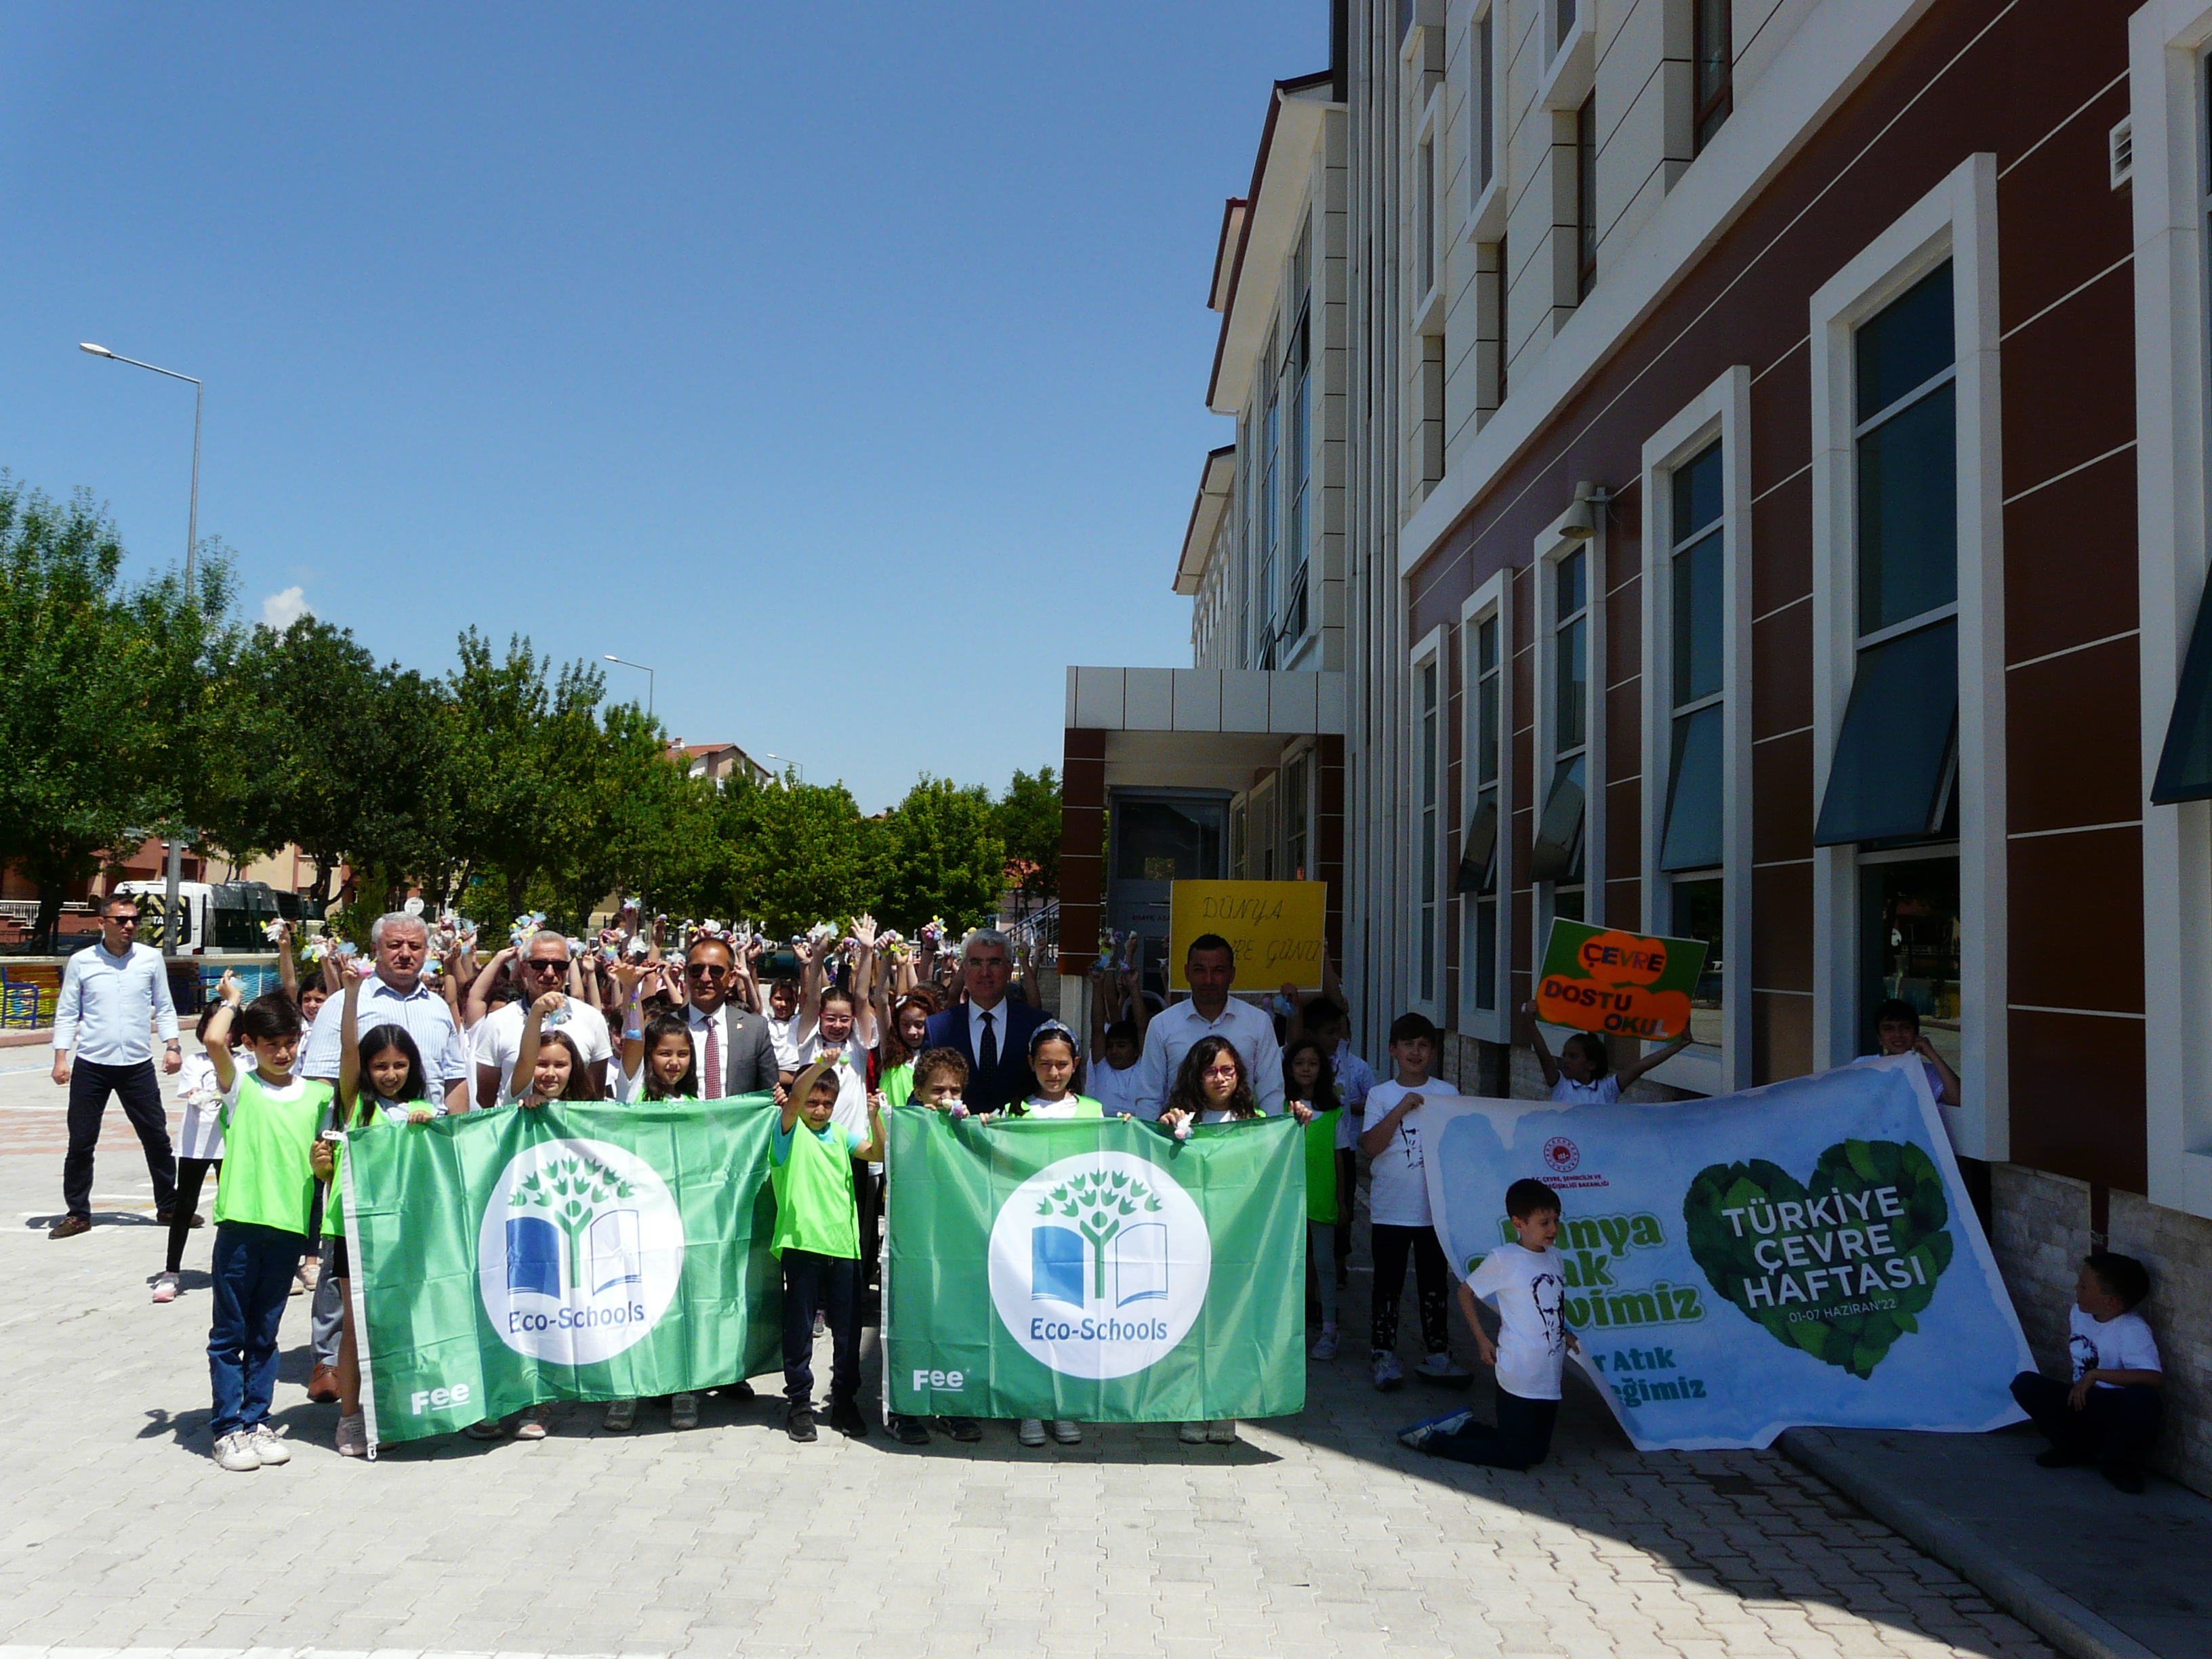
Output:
[0, 3, 1324, 813]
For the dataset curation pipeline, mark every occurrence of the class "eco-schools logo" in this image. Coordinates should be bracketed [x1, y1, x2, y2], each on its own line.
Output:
[987, 1151, 1210, 1380]
[476, 1139, 684, 1365]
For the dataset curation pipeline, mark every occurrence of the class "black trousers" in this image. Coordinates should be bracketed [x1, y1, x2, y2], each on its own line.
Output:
[1370, 1221, 1450, 1355]
[2011, 1371, 2163, 1467]
[781, 1249, 859, 1410]
[1417, 1388, 1560, 1471]
[164, 1157, 220, 1273]
[63, 1059, 176, 1219]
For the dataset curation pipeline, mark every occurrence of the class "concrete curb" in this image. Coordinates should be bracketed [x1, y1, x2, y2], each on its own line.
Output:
[0, 1029, 54, 1050]
[1779, 1429, 2165, 1659]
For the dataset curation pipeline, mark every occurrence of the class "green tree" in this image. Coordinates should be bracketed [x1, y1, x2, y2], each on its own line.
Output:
[876, 775, 1004, 935]
[0, 478, 237, 943]
[1038, 1166, 1164, 1301]
[712, 774, 880, 937]
[996, 765, 1061, 900]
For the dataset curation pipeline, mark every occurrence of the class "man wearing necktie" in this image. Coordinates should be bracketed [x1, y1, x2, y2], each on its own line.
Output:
[684, 936, 781, 1099]
[922, 928, 1046, 1115]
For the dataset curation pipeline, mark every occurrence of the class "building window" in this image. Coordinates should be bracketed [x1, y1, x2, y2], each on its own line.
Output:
[1285, 226, 1312, 646]
[1419, 132, 1437, 302]
[1555, 0, 1578, 55]
[1575, 94, 1597, 302]
[1662, 442, 1724, 873]
[1814, 264, 1959, 848]
[1285, 750, 1310, 881]
[1861, 853, 1960, 1069]
[1465, 613, 1503, 1013]
[1532, 549, 1589, 914]
[1418, 657, 1441, 1005]
[1692, 0, 1732, 153]
[1258, 323, 1282, 670]
[1473, 5, 1495, 197]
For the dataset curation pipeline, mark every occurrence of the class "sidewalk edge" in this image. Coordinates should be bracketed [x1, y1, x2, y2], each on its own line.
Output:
[1778, 1429, 2164, 1659]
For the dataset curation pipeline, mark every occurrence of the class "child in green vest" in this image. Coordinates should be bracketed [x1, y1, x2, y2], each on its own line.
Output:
[1284, 1038, 1351, 1360]
[773, 1053, 883, 1442]
[203, 981, 334, 1472]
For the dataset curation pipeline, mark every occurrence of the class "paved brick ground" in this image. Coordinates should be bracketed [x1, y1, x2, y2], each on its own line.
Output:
[0, 1063, 2054, 1658]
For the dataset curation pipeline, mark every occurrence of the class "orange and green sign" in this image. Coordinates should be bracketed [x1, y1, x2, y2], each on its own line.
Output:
[1534, 919, 1708, 1042]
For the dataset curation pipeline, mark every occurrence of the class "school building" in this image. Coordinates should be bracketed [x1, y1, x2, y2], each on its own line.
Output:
[1059, 0, 2212, 1492]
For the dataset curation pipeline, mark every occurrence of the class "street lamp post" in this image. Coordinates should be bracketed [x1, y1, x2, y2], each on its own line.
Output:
[79, 344, 202, 600]
[603, 654, 655, 718]
[81, 342, 203, 955]
[763, 753, 805, 785]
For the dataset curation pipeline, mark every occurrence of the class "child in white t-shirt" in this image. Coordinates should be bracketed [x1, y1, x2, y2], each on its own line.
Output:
[1402, 1177, 1578, 1471]
[1358, 1013, 1467, 1391]
[2010, 1250, 2164, 1492]
[1523, 1002, 1689, 1103]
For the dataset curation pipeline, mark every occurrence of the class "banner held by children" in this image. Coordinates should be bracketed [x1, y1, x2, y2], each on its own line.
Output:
[1420, 1059, 2032, 1450]
[1533, 917, 1710, 1042]
[1167, 879, 1327, 991]
[884, 1113, 1306, 1422]
[344, 1097, 784, 1452]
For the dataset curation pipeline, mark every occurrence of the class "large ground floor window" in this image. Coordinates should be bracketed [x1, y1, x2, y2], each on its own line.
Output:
[1859, 854, 1961, 1071]
[1670, 874, 1724, 1048]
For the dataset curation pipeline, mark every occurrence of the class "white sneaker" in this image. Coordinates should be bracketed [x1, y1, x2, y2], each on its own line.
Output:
[336, 1413, 367, 1458]
[1017, 1418, 1047, 1447]
[151, 1272, 180, 1305]
[1309, 1329, 1339, 1361]
[247, 1423, 291, 1465]
[1370, 1350, 1405, 1391]
[1051, 1420, 1082, 1444]
[1177, 1420, 1208, 1443]
[1206, 1420, 1238, 1443]
[1414, 1352, 1471, 1382]
[214, 1431, 260, 1471]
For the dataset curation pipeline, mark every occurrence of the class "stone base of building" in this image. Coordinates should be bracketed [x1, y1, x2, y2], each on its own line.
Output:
[1990, 1163, 2212, 1496]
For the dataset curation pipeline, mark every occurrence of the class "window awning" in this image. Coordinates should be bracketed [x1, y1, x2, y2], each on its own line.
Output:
[1660, 703, 1723, 872]
[1812, 619, 1957, 846]
[2154, 573, 2212, 803]
[1528, 756, 1586, 883]
[1455, 797, 1498, 895]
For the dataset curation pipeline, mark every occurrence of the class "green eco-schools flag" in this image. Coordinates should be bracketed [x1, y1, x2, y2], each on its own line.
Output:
[884, 1112, 1306, 1422]
[343, 1098, 783, 1452]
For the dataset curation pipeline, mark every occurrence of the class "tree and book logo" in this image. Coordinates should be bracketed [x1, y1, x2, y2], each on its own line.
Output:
[475, 1136, 684, 1366]
[987, 1150, 1210, 1380]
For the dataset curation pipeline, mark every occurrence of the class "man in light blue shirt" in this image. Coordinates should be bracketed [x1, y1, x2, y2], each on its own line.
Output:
[298, 911, 471, 1110]
[49, 894, 182, 1240]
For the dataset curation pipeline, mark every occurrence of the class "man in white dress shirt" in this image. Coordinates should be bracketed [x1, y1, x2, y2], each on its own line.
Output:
[300, 912, 472, 1111]
[474, 929, 612, 1105]
[1133, 933, 1285, 1120]
[48, 894, 182, 1239]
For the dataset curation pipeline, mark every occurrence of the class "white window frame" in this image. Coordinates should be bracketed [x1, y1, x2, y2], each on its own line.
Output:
[1639, 367, 1753, 1097]
[1410, 624, 1450, 1023]
[1808, 153, 2005, 1160]
[2133, 1, 2212, 1219]
[1461, 0, 1506, 241]
[1412, 86, 1446, 336]
[1531, 499, 1608, 947]
[1458, 567, 1515, 1041]
[1538, 0, 1596, 112]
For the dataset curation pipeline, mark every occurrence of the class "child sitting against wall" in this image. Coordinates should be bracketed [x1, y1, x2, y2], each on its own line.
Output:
[2010, 1251, 2163, 1494]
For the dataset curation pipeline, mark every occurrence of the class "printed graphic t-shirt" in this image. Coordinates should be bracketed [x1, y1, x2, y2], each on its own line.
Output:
[1363, 1078, 1462, 1227]
[770, 1120, 865, 1259]
[2069, 1305, 2161, 1387]
[214, 1070, 333, 1235]
[1466, 1241, 1571, 1401]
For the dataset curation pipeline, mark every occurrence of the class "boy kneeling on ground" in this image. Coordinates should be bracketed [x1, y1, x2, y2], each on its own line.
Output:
[2011, 1250, 2163, 1493]
[1401, 1176, 1577, 1471]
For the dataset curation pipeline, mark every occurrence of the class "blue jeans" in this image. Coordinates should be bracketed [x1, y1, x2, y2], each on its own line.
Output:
[209, 1222, 304, 1438]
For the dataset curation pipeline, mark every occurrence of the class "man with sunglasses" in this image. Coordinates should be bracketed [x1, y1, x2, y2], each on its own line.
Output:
[474, 929, 613, 1106]
[682, 935, 781, 1098]
[48, 894, 183, 1240]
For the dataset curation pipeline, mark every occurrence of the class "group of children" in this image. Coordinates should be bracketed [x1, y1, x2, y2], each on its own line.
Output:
[179, 920, 2167, 1494]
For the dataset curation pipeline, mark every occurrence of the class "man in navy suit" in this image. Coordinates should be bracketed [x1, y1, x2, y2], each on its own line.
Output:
[923, 928, 1046, 1114]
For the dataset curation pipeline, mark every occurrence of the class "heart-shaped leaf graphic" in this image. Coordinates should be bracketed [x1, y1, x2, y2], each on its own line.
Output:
[1683, 1139, 1953, 1380]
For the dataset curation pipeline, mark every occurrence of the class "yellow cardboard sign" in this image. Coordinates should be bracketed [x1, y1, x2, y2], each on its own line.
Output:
[1168, 880, 1327, 991]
